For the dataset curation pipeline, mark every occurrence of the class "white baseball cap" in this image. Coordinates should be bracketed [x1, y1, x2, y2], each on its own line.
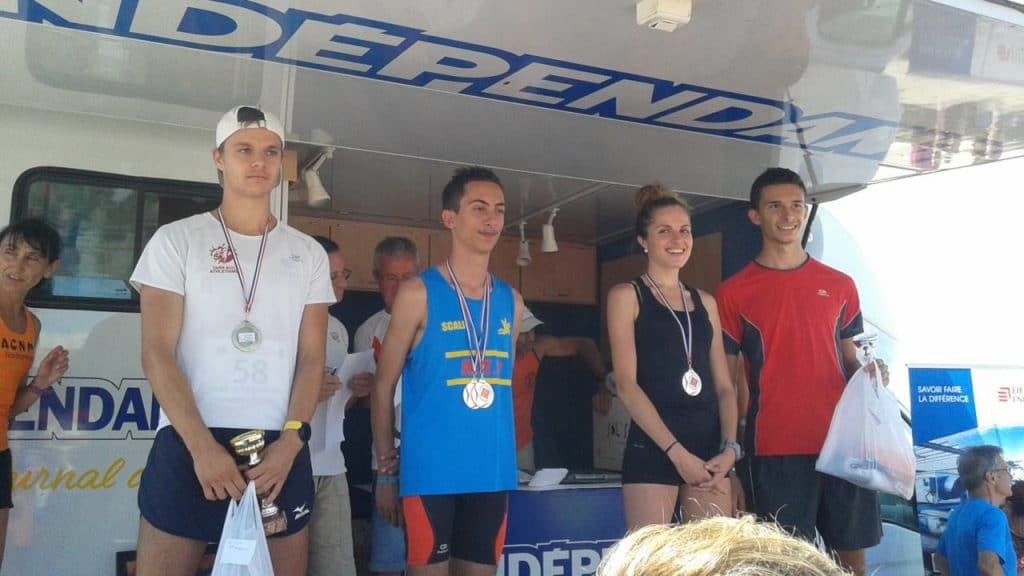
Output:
[215, 105, 284, 148]
[521, 307, 544, 333]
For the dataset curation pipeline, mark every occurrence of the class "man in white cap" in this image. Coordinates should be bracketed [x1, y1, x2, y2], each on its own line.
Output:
[512, 307, 611, 470]
[131, 105, 334, 575]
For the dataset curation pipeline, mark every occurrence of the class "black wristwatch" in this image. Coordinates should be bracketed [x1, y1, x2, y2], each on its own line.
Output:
[284, 420, 311, 444]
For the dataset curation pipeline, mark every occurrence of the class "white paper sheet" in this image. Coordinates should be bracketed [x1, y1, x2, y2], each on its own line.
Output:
[309, 351, 376, 475]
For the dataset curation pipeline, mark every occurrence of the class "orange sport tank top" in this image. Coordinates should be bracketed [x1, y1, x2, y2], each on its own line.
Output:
[0, 307, 37, 450]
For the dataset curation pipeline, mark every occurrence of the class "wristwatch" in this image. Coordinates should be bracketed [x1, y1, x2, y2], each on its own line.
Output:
[283, 420, 311, 444]
[721, 440, 743, 461]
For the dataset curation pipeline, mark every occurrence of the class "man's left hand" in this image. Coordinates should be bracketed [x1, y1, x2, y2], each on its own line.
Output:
[247, 432, 302, 503]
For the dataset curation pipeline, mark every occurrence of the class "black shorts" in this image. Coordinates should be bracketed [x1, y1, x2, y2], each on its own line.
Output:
[402, 492, 508, 566]
[621, 411, 720, 485]
[739, 454, 882, 550]
[138, 426, 314, 542]
[0, 450, 12, 509]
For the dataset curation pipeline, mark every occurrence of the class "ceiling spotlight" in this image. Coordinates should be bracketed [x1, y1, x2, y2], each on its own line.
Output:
[517, 222, 532, 266]
[303, 148, 333, 209]
[541, 208, 559, 253]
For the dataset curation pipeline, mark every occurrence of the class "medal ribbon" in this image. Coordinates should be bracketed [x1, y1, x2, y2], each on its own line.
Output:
[446, 259, 491, 380]
[217, 208, 269, 318]
[643, 273, 694, 369]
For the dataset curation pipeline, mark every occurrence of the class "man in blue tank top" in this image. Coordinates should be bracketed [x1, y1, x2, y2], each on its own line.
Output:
[372, 166, 524, 576]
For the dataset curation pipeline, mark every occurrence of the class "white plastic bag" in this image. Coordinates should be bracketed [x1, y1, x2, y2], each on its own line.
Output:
[211, 481, 275, 576]
[815, 362, 915, 499]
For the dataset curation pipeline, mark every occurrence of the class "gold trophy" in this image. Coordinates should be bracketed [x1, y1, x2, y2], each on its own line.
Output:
[229, 430, 287, 535]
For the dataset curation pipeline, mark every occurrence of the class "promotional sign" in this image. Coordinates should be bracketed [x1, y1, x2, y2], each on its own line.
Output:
[8, 375, 157, 576]
[500, 487, 625, 576]
[0, 0, 896, 161]
[910, 366, 1024, 572]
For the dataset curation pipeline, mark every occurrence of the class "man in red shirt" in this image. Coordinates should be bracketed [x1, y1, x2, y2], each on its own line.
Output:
[716, 167, 885, 576]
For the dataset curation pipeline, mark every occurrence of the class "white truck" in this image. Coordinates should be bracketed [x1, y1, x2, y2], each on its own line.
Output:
[2, 1, 1023, 573]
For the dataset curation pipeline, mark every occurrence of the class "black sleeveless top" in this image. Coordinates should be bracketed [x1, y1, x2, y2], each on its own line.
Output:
[632, 277, 717, 414]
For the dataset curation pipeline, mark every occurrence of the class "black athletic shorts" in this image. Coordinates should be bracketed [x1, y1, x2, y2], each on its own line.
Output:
[621, 411, 720, 485]
[0, 450, 12, 509]
[739, 454, 882, 550]
[402, 491, 508, 566]
[138, 426, 314, 542]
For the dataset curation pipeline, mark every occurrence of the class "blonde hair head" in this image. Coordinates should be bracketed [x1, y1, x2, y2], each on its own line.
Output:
[597, 516, 850, 576]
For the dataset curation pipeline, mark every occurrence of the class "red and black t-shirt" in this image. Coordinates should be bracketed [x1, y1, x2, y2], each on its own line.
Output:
[716, 257, 862, 456]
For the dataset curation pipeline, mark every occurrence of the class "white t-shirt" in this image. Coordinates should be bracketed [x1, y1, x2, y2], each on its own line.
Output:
[355, 309, 400, 470]
[130, 213, 335, 431]
[310, 314, 349, 476]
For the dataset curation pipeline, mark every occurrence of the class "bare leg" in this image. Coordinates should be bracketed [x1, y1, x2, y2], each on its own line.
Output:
[835, 548, 866, 576]
[452, 557, 498, 576]
[622, 484, 679, 530]
[135, 516, 207, 576]
[679, 480, 733, 522]
[267, 525, 310, 576]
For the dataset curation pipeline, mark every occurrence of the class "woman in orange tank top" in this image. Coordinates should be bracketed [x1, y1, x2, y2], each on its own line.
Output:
[0, 219, 68, 569]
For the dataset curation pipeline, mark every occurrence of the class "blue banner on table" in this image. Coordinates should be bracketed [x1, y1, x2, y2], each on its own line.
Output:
[910, 366, 1024, 572]
[500, 487, 625, 576]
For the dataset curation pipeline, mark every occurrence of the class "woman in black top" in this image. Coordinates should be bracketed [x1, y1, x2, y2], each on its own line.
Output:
[607, 184, 738, 529]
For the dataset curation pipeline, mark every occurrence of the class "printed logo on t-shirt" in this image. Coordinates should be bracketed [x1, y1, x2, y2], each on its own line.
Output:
[441, 320, 466, 332]
[1, 336, 34, 360]
[817, 289, 830, 297]
[209, 244, 237, 273]
[498, 318, 511, 335]
[329, 329, 341, 343]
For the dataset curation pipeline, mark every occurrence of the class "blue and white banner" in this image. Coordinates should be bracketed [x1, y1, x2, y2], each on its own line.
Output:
[501, 487, 625, 576]
[910, 366, 1024, 570]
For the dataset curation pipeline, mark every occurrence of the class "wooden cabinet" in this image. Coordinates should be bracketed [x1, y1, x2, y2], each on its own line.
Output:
[490, 236, 522, 290]
[330, 221, 430, 291]
[426, 228, 451, 269]
[288, 215, 331, 239]
[520, 242, 596, 304]
[288, 216, 597, 303]
[428, 230, 521, 289]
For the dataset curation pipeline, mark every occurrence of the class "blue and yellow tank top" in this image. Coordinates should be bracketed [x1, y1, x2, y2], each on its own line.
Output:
[400, 267, 517, 496]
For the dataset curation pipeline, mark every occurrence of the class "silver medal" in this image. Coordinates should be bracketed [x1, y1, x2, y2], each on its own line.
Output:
[216, 208, 271, 355]
[475, 378, 494, 409]
[644, 274, 703, 399]
[462, 378, 495, 410]
[233, 320, 262, 352]
[463, 379, 482, 409]
[682, 368, 702, 396]
[447, 260, 497, 411]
